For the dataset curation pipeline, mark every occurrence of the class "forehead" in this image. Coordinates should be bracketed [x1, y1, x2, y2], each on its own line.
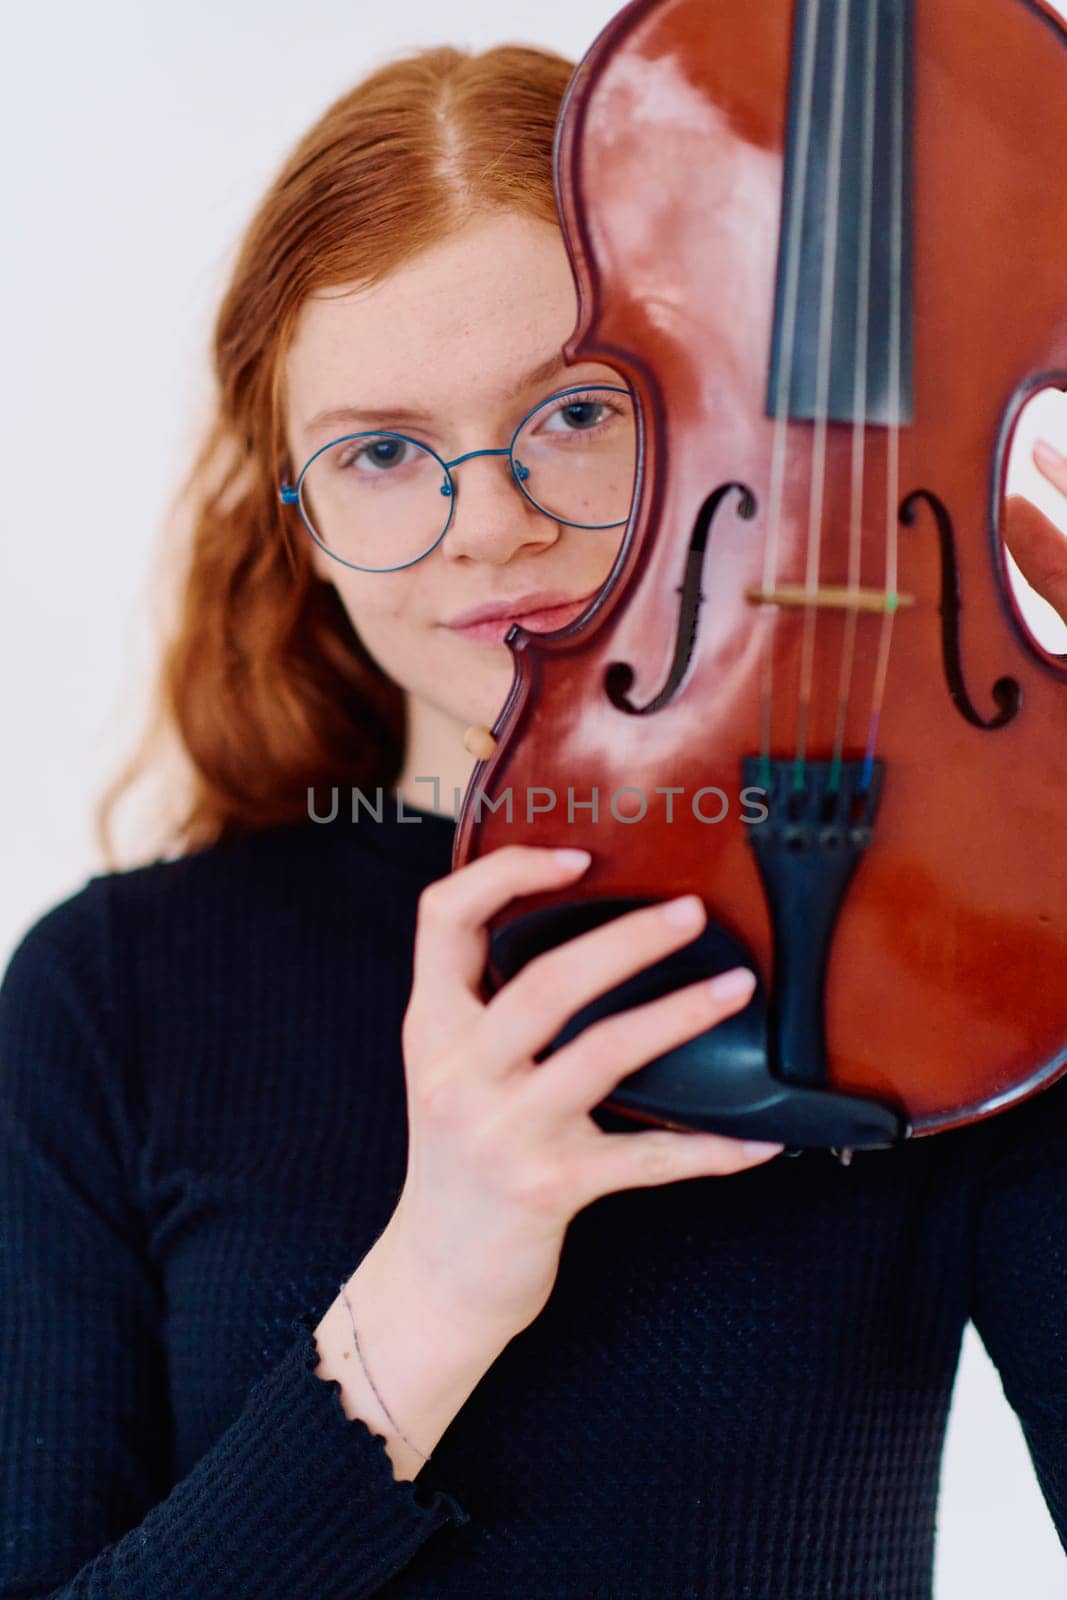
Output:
[284, 212, 577, 429]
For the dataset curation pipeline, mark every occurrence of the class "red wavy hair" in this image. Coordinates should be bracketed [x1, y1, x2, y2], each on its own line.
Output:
[97, 43, 575, 868]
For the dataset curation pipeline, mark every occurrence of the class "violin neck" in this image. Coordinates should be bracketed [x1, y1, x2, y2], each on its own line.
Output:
[766, 0, 915, 427]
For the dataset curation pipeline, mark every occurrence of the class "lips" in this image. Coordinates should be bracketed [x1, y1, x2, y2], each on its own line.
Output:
[447, 595, 595, 644]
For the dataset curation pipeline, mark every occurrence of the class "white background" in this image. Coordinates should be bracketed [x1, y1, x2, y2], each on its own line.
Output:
[2, 3, 1066, 1594]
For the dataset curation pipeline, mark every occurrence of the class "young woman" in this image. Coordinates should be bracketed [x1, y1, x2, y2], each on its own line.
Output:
[2, 42, 1066, 1600]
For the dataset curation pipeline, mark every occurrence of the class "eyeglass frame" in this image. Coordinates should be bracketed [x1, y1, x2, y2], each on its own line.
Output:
[277, 383, 634, 573]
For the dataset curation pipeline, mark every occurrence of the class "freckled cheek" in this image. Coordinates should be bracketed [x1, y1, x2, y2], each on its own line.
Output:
[331, 575, 423, 635]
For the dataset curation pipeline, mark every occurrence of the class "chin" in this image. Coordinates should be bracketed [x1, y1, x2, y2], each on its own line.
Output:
[460, 688, 512, 733]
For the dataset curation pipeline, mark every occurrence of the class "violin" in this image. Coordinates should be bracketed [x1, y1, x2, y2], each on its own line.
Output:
[453, 0, 1067, 1154]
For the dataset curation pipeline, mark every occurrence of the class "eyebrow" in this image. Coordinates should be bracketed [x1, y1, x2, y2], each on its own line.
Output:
[301, 350, 588, 441]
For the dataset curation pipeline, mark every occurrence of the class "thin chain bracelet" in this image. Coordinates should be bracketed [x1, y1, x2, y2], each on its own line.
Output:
[338, 1278, 433, 1463]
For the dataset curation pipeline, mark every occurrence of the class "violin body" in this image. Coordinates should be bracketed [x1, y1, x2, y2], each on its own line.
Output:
[453, 0, 1067, 1148]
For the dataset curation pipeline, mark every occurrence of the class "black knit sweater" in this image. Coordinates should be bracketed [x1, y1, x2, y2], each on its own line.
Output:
[1, 794, 1064, 1598]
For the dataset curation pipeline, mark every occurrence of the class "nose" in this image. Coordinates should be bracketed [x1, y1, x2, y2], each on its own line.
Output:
[439, 451, 559, 565]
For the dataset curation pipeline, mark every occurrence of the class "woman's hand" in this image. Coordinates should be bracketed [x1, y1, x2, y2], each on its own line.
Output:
[1003, 436, 1067, 624]
[385, 845, 780, 1345]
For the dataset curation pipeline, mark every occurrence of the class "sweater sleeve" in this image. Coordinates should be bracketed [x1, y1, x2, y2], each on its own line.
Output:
[0, 881, 469, 1600]
[970, 1066, 1067, 1555]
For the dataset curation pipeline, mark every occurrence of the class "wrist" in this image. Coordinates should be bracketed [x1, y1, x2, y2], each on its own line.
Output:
[312, 1225, 515, 1479]
[357, 1214, 519, 1357]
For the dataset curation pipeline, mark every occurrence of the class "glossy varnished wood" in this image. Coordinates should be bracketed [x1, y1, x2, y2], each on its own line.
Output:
[454, 0, 1067, 1135]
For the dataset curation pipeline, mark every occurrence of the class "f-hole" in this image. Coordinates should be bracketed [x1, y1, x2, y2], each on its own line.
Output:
[605, 481, 757, 715]
[901, 488, 1021, 729]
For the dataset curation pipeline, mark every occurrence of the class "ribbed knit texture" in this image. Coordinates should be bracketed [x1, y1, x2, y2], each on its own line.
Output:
[0, 792, 1064, 1598]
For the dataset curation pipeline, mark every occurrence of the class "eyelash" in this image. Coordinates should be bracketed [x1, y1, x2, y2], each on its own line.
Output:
[336, 387, 626, 464]
[536, 390, 623, 435]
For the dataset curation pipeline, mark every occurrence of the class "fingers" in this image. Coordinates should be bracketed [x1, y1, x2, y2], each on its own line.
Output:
[478, 892, 714, 1071]
[408, 845, 592, 1022]
[1034, 437, 1067, 496]
[522, 966, 758, 1119]
[1005, 488, 1067, 624]
[575, 1125, 783, 1209]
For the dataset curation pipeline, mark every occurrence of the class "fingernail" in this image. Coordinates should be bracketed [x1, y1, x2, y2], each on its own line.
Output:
[661, 893, 704, 927]
[707, 967, 757, 1002]
[554, 848, 591, 868]
[743, 1140, 784, 1157]
[1034, 438, 1066, 467]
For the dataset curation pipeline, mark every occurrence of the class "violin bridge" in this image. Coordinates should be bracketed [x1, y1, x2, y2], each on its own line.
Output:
[745, 584, 914, 614]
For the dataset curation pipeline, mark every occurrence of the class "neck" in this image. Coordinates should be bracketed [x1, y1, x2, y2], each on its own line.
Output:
[395, 694, 478, 819]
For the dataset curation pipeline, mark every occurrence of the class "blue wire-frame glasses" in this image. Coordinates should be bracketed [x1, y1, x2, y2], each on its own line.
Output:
[278, 384, 636, 573]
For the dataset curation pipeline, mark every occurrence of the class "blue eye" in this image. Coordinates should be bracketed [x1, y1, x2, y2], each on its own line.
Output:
[533, 392, 624, 438]
[560, 401, 603, 429]
[361, 438, 406, 468]
[332, 435, 424, 475]
[544, 400, 608, 432]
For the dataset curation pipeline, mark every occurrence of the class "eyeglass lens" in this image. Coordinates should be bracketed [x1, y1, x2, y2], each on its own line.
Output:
[296, 387, 636, 571]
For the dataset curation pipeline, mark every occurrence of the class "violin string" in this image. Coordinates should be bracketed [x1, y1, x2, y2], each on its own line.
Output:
[862, 0, 905, 794]
[759, 0, 820, 792]
[792, 0, 853, 792]
[831, 0, 880, 792]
